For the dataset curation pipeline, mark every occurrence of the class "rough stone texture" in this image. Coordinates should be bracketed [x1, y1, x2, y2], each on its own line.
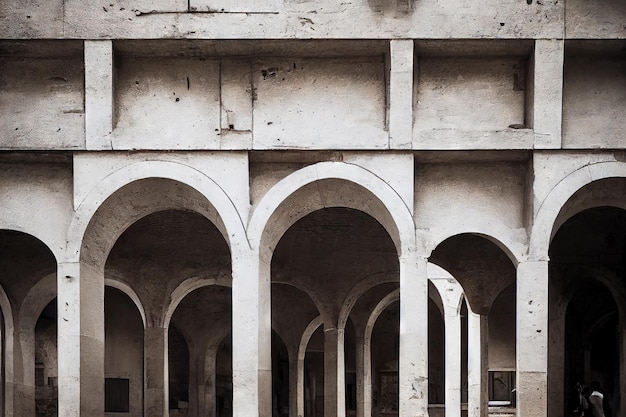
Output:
[0, 2, 624, 417]
[562, 58, 626, 149]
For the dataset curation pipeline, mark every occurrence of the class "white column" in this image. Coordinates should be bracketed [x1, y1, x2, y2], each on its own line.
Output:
[431, 279, 464, 417]
[85, 40, 114, 150]
[232, 247, 271, 417]
[58, 261, 105, 417]
[516, 261, 548, 417]
[389, 39, 414, 149]
[531, 39, 564, 149]
[468, 310, 488, 417]
[445, 312, 462, 417]
[399, 255, 428, 417]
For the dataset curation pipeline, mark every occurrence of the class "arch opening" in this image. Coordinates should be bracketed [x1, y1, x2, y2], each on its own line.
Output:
[169, 285, 233, 417]
[272, 207, 399, 417]
[550, 206, 626, 417]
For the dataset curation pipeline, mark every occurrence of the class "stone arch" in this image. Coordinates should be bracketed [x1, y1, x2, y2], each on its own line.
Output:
[558, 267, 626, 327]
[163, 277, 233, 331]
[65, 160, 248, 266]
[17, 272, 56, 387]
[530, 161, 626, 260]
[16, 272, 57, 417]
[297, 316, 324, 417]
[0, 222, 63, 264]
[363, 289, 400, 417]
[0, 229, 57, 417]
[104, 277, 147, 329]
[427, 262, 465, 314]
[337, 271, 399, 332]
[271, 281, 329, 329]
[248, 161, 415, 258]
[427, 226, 524, 267]
[429, 233, 516, 316]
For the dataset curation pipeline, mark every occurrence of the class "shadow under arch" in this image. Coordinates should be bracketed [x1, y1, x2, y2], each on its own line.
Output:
[530, 161, 626, 260]
[0, 229, 58, 417]
[248, 161, 415, 258]
[549, 206, 626, 417]
[429, 233, 516, 316]
[66, 160, 248, 265]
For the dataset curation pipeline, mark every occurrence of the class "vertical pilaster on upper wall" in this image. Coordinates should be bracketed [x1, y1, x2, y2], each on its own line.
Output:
[388, 40, 414, 150]
[532, 39, 564, 150]
[85, 40, 113, 150]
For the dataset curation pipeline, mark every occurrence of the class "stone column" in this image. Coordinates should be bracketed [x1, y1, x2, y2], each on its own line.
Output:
[84, 40, 114, 150]
[144, 326, 168, 417]
[203, 345, 218, 417]
[14, 324, 35, 417]
[530, 39, 564, 149]
[399, 255, 428, 417]
[431, 278, 464, 417]
[232, 247, 271, 417]
[289, 355, 298, 417]
[57, 261, 104, 417]
[619, 326, 626, 417]
[2, 304, 15, 417]
[188, 344, 201, 417]
[516, 261, 548, 417]
[445, 312, 462, 417]
[355, 332, 365, 417]
[324, 326, 341, 417]
[468, 310, 488, 417]
[547, 292, 566, 417]
[389, 39, 414, 149]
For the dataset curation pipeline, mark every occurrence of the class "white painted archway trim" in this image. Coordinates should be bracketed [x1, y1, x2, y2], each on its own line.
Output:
[247, 161, 416, 255]
[65, 160, 249, 264]
[530, 161, 626, 260]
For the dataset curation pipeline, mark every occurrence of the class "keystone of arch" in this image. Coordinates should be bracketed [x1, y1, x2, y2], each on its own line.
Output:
[530, 161, 626, 261]
[65, 160, 248, 264]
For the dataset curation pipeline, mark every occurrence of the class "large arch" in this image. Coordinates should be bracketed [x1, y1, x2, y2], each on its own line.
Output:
[548, 206, 626, 417]
[426, 224, 525, 267]
[247, 161, 419, 417]
[60, 161, 245, 417]
[530, 160, 626, 260]
[248, 161, 415, 255]
[65, 159, 248, 265]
